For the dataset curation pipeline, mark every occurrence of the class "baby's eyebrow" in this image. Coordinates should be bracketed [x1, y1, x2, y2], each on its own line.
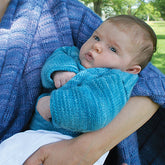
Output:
[112, 41, 120, 50]
[93, 29, 102, 38]
[93, 30, 98, 35]
[107, 38, 121, 53]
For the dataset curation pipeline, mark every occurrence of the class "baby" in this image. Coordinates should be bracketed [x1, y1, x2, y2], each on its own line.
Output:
[31, 15, 157, 136]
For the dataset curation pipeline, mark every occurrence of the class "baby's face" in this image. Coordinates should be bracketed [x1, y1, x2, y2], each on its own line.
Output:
[79, 21, 137, 71]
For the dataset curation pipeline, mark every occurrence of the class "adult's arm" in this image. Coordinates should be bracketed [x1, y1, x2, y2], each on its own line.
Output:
[24, 96, 159, 165]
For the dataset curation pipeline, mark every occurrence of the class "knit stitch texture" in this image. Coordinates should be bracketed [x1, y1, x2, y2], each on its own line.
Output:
[0, 0, 165, 164]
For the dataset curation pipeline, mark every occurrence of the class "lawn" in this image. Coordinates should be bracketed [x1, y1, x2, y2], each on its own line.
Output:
[147, 21, 165, 74]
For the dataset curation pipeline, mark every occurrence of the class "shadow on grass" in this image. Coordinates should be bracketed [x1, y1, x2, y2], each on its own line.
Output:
[152, 53, 165, 74]
[155, 67, 165, 74]
[157, 35, 165, 39]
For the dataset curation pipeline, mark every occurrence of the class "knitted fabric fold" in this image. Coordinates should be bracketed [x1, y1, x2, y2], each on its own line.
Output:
[0, 0, 45, 141]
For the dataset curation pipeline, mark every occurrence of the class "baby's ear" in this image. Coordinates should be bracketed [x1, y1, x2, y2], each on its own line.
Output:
[126, 65, 141, 74]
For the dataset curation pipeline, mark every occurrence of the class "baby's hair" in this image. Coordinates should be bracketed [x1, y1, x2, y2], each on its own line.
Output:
[106, 15, 157, 70]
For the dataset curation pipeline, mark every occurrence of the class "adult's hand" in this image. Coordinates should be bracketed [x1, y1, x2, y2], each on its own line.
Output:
[24, 133, 102, 165]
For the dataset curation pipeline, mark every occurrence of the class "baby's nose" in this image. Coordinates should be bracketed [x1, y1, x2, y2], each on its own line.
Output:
[93, 43, 102, 53]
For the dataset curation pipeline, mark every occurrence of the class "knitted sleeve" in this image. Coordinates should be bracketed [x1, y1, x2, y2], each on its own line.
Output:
[41, 46, 80, 89]
[131, 63, 165, 108]
[50, 69, 138, 132]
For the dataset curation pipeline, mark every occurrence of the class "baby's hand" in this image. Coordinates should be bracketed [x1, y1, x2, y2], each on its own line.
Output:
[36, 96, 51, 121]
[52, 71, 76, 88]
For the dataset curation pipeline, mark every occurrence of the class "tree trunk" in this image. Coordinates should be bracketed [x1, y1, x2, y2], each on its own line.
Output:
[127, 5, 132, 15]
[93, 0, 103, 16]
[147, 15, 150, 21]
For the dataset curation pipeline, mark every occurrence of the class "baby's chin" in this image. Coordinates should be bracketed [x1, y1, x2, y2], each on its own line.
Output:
[80, 61, 91, 69]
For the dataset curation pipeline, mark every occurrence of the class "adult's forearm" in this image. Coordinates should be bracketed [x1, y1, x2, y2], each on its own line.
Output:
[24, 96, 159, 165]
[75, 97, 159, 161]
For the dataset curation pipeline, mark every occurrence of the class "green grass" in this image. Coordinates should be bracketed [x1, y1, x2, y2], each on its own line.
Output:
[147, 21, 165, 74]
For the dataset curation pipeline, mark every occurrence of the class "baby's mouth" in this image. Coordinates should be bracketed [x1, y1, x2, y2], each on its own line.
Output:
[85, 52, 94, 61]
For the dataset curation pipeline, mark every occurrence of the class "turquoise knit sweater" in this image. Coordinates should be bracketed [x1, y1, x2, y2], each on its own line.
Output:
[30, 46, 138, 136]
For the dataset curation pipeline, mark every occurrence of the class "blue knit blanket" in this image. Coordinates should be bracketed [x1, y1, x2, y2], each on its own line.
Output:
[0, 0, 165, 164]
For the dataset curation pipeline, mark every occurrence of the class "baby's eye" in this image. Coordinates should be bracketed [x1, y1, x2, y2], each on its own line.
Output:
[110, 47, 116, 53]
[94, 36, 100, 41]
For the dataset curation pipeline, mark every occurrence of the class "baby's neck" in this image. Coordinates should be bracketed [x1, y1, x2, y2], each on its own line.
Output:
[0, 0, 10, 22]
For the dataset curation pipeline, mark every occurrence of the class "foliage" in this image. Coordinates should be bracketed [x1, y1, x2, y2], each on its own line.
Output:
[151, 0, 165, 19]
[136, 2, 161, 21]
[80, 0, 108, 16]
[80, 0, 163, 21]
[104, 0, 140, 16]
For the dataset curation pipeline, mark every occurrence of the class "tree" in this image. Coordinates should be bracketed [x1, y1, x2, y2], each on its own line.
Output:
[80, 0, 163, 20]
[151, 0, 165, 19]
[104, 0, 141, 16]
[136, 2, 161, 21]
[93, 0, 103, 16]
[80, 0, 144, 16]
[80, 0, 149, 17]
[80, 0, 109, 17]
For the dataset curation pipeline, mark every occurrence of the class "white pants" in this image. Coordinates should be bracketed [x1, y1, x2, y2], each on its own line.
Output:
[0, 130, 108, 165]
